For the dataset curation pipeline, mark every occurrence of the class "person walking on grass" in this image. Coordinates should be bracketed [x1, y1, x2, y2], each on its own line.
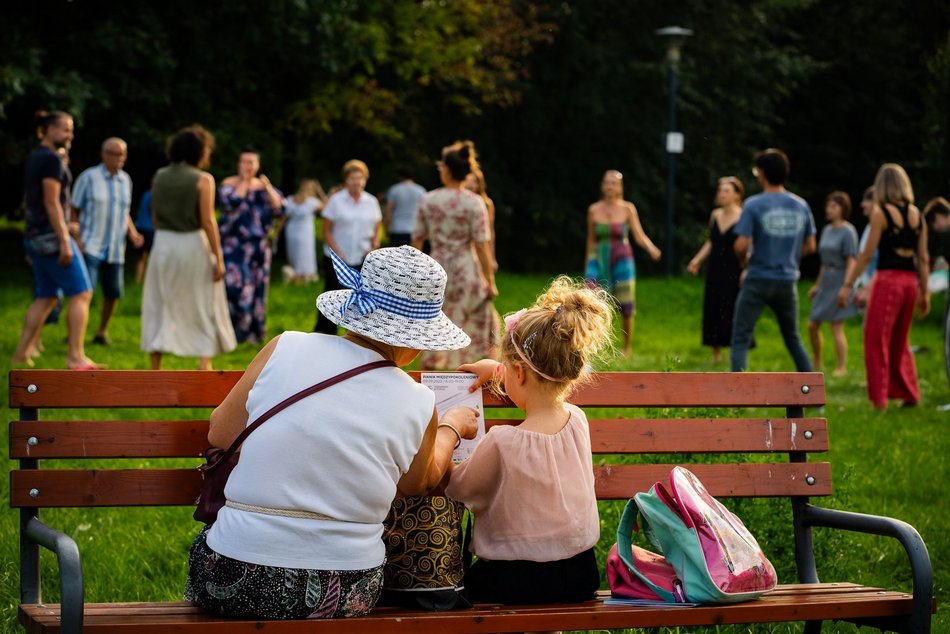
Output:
[853, 187, 879, 309]
[71, 137, 144, 346]
[585, 169, 661, 357]
[384, 166, 426, 248]
[687, 176, 749, 364]
[218, 147, 286, 344]
[141, 125, 236, 370]
[282, 178, 327, 284]
[731, 148, 816, 372]
[413, 141, 498, 369]
[837, 163, 929, 410]
[807, 191, 859, 376]
[133, 189, 154, 284]
[12, 110, 100, 370]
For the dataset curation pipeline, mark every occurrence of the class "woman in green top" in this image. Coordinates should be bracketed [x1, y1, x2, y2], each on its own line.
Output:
[140, 125, 236, 370]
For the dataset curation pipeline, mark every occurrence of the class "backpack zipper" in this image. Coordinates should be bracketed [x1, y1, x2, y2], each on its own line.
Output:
[673, 579, 687, 603]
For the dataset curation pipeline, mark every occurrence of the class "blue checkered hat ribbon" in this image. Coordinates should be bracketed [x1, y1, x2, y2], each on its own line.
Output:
[329, 249, 443, 320]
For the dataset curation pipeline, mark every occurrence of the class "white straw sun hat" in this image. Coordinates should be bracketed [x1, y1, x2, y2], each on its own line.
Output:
[316, 246, 471, 351]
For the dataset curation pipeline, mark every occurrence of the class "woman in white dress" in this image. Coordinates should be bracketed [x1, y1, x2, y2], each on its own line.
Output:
[283, 178, 327, 284]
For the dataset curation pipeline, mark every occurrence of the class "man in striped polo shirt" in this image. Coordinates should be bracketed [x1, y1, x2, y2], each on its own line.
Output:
[71, 137, 144, 345]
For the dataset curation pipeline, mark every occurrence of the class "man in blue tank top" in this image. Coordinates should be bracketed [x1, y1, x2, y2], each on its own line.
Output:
[730, 148, 816, 372]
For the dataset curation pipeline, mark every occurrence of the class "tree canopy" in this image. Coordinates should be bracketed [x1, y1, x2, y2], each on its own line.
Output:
[2, 0, 948, 273]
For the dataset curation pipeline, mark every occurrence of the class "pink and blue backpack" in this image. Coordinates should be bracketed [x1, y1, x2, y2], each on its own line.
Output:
[607, 466, 778, 604]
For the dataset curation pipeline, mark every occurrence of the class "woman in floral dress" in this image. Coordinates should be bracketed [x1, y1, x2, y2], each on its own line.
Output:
[218, 147, 284, 344]
[413, 140, 498, 369]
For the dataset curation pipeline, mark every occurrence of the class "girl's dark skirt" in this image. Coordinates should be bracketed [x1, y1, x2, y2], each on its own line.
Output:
[465, 547, 600, 605]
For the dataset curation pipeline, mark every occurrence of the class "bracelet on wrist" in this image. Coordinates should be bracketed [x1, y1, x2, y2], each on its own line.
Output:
[438, 423, 462, 449]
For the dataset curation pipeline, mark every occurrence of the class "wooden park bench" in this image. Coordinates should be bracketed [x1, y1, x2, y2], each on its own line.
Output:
[10, 369, 934, 633]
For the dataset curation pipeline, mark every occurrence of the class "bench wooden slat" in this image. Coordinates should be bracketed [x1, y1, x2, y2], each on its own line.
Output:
[10, 420, 210, 459]
[9, 370, 240, 409]
[592, 462, 832, 499]
[10, 370, 824, 409]
[10, 417, 828, 459]
[18, 584, 918, 633]
[586, 417, 828, 453]
[10, 462, 831, 507]
[11, 469, 201, 507]
[550, 371, 826, 407]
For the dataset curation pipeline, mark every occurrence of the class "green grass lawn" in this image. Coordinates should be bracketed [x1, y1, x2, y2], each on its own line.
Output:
[1, 244, 946, 632]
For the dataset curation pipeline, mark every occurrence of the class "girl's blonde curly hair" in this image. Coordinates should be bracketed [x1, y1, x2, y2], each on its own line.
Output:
[498, 276, 614, 397]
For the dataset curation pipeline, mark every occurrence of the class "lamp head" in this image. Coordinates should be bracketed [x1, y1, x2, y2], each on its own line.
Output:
[655, 25, 694, 59]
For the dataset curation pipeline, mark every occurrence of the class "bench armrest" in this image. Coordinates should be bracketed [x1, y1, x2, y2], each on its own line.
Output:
[801, 503, 932, 633]
[24, 517, 84, 634]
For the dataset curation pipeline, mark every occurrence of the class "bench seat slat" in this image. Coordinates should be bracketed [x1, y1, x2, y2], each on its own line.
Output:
[18, 585, 918, 633]
[10, 462, 831, 507]
[10, 417, 828, 459]
[10, 370, 824, 409]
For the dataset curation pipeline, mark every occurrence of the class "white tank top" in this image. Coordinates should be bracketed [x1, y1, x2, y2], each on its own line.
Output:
[207, 332, 435, 570]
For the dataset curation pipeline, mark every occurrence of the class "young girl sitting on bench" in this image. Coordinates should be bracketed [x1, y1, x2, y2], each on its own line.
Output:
[449, 276, 614, 605]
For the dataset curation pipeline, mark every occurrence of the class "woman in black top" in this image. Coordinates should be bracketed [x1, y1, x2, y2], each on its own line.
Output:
[838, 163, 929, 409]
[687, 177, 751, 364]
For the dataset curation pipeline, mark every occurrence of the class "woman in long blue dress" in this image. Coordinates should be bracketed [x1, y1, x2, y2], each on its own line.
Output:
[218, 147, 284, 344]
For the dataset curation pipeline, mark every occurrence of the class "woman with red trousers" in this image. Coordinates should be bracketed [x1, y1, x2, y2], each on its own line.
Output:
[838, 163, 929, 409]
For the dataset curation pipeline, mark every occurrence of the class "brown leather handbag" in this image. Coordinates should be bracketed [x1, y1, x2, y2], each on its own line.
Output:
[194, 359, 396, 523]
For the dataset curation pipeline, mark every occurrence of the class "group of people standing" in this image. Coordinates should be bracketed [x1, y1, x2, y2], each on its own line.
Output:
[12, 111, 143, 370]
[12, 111, 505, 374]
[312, 141, 500, 374]
[684, 148, 934, 410]
[12, 112, 940, 411]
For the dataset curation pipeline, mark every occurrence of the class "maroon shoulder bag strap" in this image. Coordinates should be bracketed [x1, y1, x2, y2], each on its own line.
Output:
[221, 359, 397, 456]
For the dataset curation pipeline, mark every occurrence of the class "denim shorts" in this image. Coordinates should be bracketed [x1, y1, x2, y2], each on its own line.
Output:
[26, 237, 92, 298]
[83, 253, 124, 299]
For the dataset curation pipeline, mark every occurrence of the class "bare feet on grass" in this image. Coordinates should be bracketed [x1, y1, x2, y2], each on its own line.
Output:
[11, 354, 36, 368]
[67, 356, 104, 370]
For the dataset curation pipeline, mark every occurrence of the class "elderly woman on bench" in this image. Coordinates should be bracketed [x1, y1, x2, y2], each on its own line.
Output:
[185, 246, 478, 620]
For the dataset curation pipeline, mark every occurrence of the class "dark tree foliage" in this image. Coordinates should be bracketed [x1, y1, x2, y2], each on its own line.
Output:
[1, 1, 947, 274]
[0, 0, 553, 212]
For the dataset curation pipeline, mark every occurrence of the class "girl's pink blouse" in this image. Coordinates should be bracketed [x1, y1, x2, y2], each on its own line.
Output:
[445, 403, 600, 562]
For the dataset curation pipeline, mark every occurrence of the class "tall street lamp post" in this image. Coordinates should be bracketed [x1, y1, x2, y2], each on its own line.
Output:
[655, 26, 692, 276]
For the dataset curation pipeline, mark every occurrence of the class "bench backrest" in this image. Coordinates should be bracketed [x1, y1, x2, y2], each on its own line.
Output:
[9, 369, 828, 511]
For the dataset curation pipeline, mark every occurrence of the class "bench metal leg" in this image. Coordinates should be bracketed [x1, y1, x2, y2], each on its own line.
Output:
[25, 517, 84, 634]
[20, 509, 40, 604]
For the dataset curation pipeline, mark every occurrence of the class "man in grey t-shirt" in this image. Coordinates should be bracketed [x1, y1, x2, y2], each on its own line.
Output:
[384, 167, 426, 247]
[731, 148, 817, 372]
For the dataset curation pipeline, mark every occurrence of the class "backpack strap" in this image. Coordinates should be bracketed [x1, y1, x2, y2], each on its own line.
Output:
[615, 499, 680, 603]
[222, 359, 397, 456]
